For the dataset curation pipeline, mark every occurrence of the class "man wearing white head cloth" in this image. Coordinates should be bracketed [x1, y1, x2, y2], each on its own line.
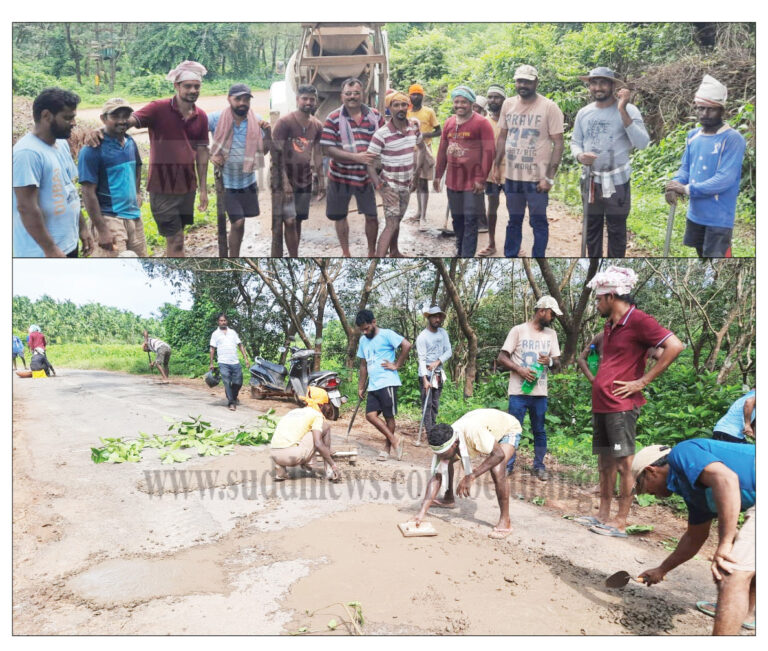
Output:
[85, 61, 210, 257]
[665, 74, 747, 257]
[411, 409, 521, 539]
[574, 266, 683, 538]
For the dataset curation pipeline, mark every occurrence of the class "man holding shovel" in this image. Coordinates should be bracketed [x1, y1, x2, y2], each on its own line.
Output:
[632, 440, 755, 635]
[355, 309, 412, 461]
[415, 306, 452, 439]
[143, 330, 171, 382]
[571, 67, 650, 257]
[665, 75, 746, 258]
[412, 409, 522, 538]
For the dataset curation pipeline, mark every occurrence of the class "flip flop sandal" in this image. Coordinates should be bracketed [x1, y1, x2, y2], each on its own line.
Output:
[376, 451, 389, 462]
[572, 515, 603, 527]
[588, 524, 628, 538]
[477, 247, 496, 258]
[488, 528, 513, 539]
[695, 601, 755, 630]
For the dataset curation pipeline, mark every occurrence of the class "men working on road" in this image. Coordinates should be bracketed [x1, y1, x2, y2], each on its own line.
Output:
[270, 84, 325, 257]
[209, 84, 270, 257]
[86, 61, 209, 257]
[412, 409, 522, 538]
[478, 85, 507, 257]
[406, 84, 440, 230]
[632, 441, 755, 635]
[497, 296, 562, 480]
[209, 313, 251, 411]
[434, 86, 495, 257]
[367, 91, 426, 257]
[494, 65, 564, 258]
[270, 386, 341, 482]
[416, 306, 452, 434]
[571, 67, 650, 257]
[581, 266, 683, 537]
[665, 75, 747, 258]
[13, 88, 93, 258]
[13, 335, 27, 370]
[78, 98, 146, 257]
[356, 309, 412, 461]
[713, 388, 755, 443]
[143, 330, 172, 382]
[321, 77, 384, 257]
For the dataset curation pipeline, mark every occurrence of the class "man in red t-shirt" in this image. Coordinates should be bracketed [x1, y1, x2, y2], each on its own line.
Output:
[434, 86, 495, 257]
[579, 266, 683, 537]
[85, 61, 210, 257]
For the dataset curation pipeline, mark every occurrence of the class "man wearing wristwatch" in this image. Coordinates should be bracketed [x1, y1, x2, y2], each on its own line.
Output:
[496, 295, 561, 481]
[492, 65, 564, 258]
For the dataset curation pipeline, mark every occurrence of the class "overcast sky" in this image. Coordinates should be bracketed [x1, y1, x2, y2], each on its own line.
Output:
[12, 259, 192, 318]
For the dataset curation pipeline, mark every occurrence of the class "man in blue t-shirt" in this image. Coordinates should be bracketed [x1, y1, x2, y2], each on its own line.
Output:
[355, 309, 412, 461]
[713, 389, 755, 443]
[13, 87, 93, 258]
[208, 84, 271, 257]
[665, 75, 747, 258]
[632, 439, 755, 635]
[78, 98, 146, 257]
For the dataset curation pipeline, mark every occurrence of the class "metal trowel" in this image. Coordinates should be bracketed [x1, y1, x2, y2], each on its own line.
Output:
[605, 570, 647, 588]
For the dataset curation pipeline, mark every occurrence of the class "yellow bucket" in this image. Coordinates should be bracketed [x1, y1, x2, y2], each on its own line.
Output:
[31, 370, 47, 379]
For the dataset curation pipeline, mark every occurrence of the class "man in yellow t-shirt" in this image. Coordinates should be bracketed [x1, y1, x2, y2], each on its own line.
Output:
[407, 84, 441, 230]
[412, 408, 521, 538]
[270, 386, 340, 481]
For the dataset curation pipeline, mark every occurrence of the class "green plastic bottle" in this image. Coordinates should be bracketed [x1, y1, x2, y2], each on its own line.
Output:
[587, 344, 599, 376]
[521, 361, 544, 394]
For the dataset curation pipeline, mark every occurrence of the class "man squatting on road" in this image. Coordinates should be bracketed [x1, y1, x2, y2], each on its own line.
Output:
[412, 408, 522, 539]
[270, 386, 341, 483]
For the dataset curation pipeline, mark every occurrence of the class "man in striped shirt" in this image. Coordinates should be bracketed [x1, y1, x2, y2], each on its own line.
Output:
[321, 78, 383, 257]
[366, 92, 426, 257]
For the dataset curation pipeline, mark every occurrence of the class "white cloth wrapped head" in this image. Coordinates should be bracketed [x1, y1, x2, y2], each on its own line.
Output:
[587, 265, 638, 296]
[695, 74, 727, 108]
[166, 61, 207, 84]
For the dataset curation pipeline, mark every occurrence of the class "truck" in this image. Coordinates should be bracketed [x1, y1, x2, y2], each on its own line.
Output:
[269, 23, 390, 124]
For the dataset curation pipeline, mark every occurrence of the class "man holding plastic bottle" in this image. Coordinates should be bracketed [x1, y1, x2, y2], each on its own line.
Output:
[496, 296, 561, 481]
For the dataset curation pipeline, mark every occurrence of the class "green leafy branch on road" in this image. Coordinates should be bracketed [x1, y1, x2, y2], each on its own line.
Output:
[90, 411, 277, 464]
[290, 601, 365, 636]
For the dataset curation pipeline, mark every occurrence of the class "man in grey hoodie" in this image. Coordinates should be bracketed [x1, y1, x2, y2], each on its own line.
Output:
[416, 306, 452, 433]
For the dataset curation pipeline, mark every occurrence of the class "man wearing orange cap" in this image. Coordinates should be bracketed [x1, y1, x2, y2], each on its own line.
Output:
[407, 84, 441, 230]
[270, 386, 341, 482]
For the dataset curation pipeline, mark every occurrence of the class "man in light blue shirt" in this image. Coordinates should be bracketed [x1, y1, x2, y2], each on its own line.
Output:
[571, 67, 649, 258]
[665, 75, 747, 258]
[713, 389, 755, 443]
[13, 87, 93, 257]
[208, 84, 271, 256]
[356, 309, 412, 461]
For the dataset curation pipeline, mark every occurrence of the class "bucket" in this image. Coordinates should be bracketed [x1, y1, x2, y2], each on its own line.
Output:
[31, 370, 47, 379]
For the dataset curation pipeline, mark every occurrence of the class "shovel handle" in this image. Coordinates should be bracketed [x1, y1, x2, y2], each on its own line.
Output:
[663, 202, 676, 257]
[580, 165, 592, 257]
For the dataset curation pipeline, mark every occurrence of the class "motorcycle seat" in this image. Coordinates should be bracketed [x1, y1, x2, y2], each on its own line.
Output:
[254, 359, 287, 375]
[309, 370, 331, 380]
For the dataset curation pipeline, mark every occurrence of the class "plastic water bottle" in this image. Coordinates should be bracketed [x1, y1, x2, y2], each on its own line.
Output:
[521, 361, 544, 394]
[587, 344, 599, 376]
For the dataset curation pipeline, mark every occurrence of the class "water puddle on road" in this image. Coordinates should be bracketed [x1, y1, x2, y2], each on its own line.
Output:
[67, 556, 228, 606]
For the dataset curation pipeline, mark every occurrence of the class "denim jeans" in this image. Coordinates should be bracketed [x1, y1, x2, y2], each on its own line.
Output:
[219, 362, 243, 405]
[506, 394, 548, 472]
[447, 189, 485, 257]
[503, 180, 550, 257]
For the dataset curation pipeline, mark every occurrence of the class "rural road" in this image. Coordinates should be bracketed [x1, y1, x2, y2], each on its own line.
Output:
[75, 92, 606, 258]
[13, 369, 731, 635]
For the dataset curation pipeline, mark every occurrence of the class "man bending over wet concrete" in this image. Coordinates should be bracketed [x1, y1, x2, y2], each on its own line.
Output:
[270, 387, 341, 482]
[412, 408, 522, 539]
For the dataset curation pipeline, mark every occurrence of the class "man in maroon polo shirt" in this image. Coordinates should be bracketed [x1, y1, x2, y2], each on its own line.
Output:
[579, 266, 683, 537]
[85, 61, 210, 257]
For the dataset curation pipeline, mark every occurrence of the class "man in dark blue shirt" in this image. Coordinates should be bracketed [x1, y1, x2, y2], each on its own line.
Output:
[632, 439, 755, 635]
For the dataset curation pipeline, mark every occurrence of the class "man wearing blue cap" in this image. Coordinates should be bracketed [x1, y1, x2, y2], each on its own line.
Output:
[571, 67, 649, 257]
[434, 86, 495, 257]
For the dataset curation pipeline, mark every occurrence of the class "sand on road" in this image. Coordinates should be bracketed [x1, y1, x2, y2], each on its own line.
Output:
[12, 368, 735, 635]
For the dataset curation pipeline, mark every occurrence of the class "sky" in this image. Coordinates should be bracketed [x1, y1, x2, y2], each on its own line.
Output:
[12, 259, 192, 318]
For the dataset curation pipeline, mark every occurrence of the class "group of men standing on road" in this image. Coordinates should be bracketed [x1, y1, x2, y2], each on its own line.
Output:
[13, 58, 747, 259]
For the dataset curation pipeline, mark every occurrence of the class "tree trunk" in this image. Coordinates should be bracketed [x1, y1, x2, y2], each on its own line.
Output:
[64, 23, 82, 85]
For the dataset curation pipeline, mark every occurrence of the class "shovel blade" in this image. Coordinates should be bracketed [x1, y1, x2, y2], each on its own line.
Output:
[605, 570, 632, 588]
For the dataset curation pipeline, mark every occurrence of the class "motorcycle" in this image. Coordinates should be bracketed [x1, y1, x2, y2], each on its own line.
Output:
[249, 346, 347, 420]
